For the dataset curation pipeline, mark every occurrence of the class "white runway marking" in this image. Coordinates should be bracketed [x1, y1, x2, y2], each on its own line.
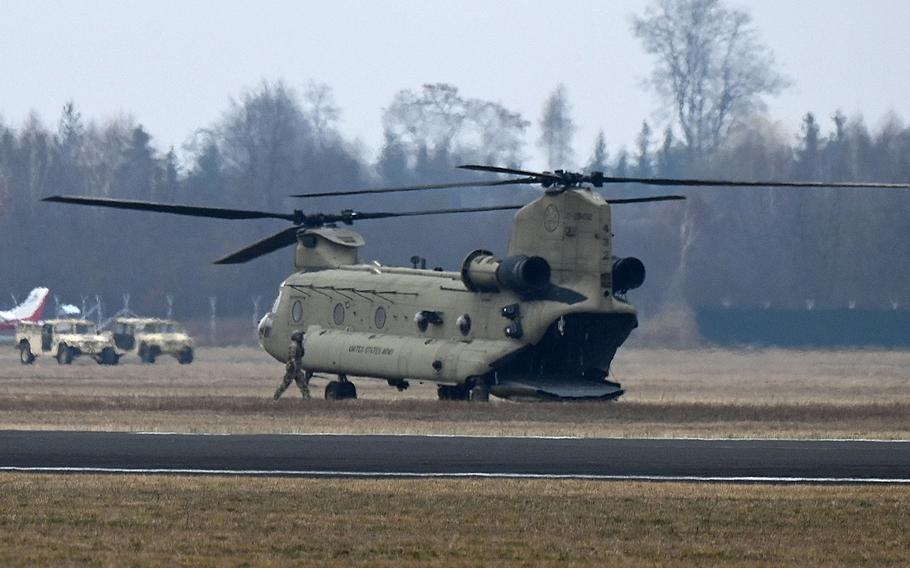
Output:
[2, 466, 909, 484]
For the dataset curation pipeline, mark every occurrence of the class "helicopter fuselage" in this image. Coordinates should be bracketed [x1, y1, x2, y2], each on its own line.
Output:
[258, 187, 642, 400]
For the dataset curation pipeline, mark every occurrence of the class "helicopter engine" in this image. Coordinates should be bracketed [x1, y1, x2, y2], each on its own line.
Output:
[460, 249, 551, 294]
[611, 256, 646, 293]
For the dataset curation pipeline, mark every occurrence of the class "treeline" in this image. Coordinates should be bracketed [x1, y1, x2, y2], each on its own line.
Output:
[1, 82, 909, 318]
[617, 113, 910, 312]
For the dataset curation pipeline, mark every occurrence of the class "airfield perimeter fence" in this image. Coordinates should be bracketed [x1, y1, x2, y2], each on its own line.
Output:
[1, 293, 263, 347]
[5, 293, 910, 348]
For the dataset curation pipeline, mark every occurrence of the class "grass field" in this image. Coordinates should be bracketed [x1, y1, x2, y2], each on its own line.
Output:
[2, 348, 907, 566]
[0, 474, 907, 567]
[1, 346, 908, 438]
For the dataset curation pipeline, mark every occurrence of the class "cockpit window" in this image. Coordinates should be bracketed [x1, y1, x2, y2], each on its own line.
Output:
[271, 290, 283, 313]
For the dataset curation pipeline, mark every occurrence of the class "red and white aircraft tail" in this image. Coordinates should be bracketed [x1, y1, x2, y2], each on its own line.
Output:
[0, 287, 50, 330]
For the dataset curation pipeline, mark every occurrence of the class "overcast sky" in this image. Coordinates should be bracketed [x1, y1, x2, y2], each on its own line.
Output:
[2, 0, 909, 170]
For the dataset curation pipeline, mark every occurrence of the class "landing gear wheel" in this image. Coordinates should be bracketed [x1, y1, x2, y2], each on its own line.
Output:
[177, 347, 194, 365]
[325, 380, 357, 400]
[469, 384, 490, 402]
[19, 343, 35, 365]
[56, 345, 73, 365]
[437, 384, 469, 401]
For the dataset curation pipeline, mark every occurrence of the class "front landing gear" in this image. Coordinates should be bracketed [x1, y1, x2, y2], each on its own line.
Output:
[325, 375, 357, 400]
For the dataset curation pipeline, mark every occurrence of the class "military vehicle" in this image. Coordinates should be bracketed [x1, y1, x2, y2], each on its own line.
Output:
[111, 317, 194, 364]
[43, 165, 910, 400]
[16, 319, 120, 365]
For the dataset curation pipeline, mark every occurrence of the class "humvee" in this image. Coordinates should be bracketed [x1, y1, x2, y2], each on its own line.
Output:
[111, 317, 194, 364]
[16, 319, 120, 365]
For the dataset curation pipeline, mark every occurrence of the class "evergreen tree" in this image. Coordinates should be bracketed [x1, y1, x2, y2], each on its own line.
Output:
[56, 101, 84, 164]
[187, 138, 223, 202]
[795, 112, 820, 179]
[115, 125, 158, 200]
[538, 84, 575, 168]
[634, 121, 653, 177]
[162, 146, 180, 201]
[377, 129, 409, 185]
[613, 148, 629, 177]
[656, 127, 679, 176]
[586, 130, 609, 172]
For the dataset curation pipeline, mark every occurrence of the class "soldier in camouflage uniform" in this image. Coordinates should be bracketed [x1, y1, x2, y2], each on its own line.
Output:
[273, 331, 310, 399]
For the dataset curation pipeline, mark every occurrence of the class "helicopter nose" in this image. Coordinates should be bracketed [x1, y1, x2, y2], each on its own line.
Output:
[257, 313, 273, 344]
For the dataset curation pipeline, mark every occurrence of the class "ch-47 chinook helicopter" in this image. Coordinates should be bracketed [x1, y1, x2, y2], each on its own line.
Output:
[44, 165, 910, 401]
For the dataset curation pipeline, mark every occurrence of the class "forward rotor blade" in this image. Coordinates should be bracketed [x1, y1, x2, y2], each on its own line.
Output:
[43, 195, 297, 221]
[215, 205, 526, 263]
[214, 227, 300, 264]
[291, 177, 538, 199]
[599, 176, 910, 189]
[605, 195, 686, 204]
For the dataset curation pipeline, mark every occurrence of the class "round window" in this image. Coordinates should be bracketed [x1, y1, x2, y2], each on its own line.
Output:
[457, 314, 472, 336]
[374, 306, 387, 329]
[333, 303, 345, 325]
[291, 300, 303, 322]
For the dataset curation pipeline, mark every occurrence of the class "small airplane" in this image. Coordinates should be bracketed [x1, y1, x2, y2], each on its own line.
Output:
[0, 287, 50, 331]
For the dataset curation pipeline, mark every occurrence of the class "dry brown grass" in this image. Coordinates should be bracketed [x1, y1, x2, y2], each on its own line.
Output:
[1, 346, 908, 438]
[0, 474, 907, 567]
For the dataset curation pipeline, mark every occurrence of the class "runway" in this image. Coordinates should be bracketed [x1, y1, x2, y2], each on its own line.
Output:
[1, 431, 908, 483]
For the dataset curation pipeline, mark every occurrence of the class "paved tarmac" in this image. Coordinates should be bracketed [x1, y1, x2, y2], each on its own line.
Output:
[1, 431, 908, 482]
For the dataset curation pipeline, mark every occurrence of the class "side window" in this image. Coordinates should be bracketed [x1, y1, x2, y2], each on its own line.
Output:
[374, 306, 387, 329]
[291, 300, 303, 323]
[333, 303, 345, 325]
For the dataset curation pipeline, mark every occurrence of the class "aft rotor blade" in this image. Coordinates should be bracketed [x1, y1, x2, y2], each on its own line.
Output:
[605, 195, 686, 204]
[43, 195, 297, 222]
[214, 227, 300, 264]
[458, 164, 553, 178]
[291, 177, 538, 199]
[348, 203, 525, 222]
[599, 176, 910, 189]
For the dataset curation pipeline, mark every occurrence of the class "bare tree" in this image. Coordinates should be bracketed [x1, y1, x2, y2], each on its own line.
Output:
[219, 80, 311, 208]
[538, 84, 575, 168]
[632, 0, 788, 159]
[384, 83, 466, 157]
[383, 83, 527, 171]
[303, 81, 341, 147]
[468, 101, 529, 166]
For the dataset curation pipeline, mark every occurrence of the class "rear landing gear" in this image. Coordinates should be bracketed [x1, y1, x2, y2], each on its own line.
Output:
[470, 384, 490, 402]
[325, 375, 357, 400]
[438, 382, 490, 402]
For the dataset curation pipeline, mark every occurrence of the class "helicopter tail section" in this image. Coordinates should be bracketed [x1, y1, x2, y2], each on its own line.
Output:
[485, 312, 636, 401]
